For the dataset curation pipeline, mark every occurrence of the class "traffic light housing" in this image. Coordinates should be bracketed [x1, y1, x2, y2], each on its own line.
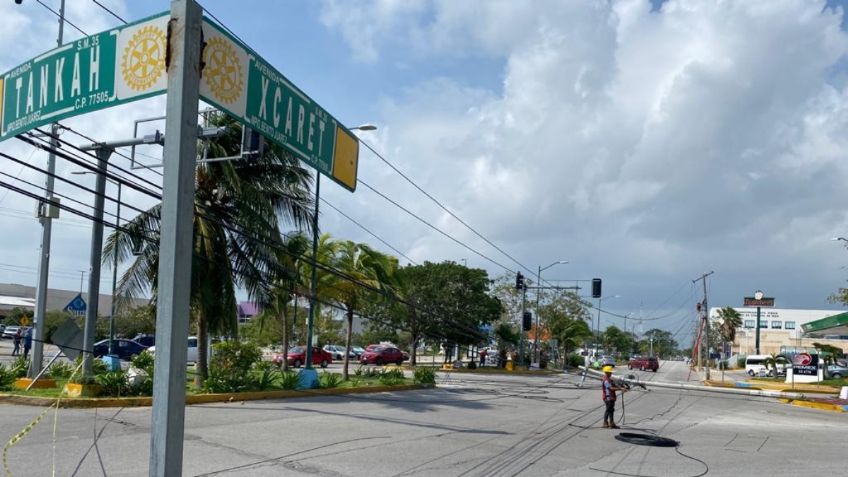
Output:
[522, 311, 532, 331]
[515, 272, 525, 290]
[592, 278, 602, 298]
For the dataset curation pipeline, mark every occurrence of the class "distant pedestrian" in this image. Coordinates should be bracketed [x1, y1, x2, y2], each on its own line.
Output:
[23, 328, 32, 360]
[12, 329, 21, 356]
[479, 348, 487, 365]
[601, 365, 626, 429]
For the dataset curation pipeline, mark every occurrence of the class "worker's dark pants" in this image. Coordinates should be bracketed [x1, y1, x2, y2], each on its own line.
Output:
[604, 399, 616, 423]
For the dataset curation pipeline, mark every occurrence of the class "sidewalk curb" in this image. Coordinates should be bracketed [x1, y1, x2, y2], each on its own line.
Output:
[779, 398, 848, 413]
[0, 383, 434, 409]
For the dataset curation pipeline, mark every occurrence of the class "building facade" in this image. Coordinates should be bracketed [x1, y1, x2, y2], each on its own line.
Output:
[710, 307, 848, 355]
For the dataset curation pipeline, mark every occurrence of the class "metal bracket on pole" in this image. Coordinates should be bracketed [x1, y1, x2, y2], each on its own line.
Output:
[149, 1, 202, 475]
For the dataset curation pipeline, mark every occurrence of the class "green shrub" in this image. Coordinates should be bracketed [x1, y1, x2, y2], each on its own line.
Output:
[0, 364, 15, 391]
[413, 366, 435, 385]
[279, 370, 299, 390]
[253, 366, 278, 391]
[319, 372, 342, 389]
[379, 367, 405, 386]
[565, 353, 584, 368]
[737, 356, 746, 369]
[131, 350, 155, 376]
[48, 360, 74, 379]
[11, 356, 29, 378]
[205, 341, 263, 393]
[95, 370, 129, 397]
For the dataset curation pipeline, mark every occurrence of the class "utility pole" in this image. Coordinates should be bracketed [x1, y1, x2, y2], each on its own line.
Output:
[28, 0, 65, 379]
[692, 271, 714, 380]
[519, 281, 527, 366]
[149, 1, 202, 475]
[80, 147, 108, 376]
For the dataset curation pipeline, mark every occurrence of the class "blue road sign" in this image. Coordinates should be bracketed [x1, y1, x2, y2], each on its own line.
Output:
[63, 293, 87, 316]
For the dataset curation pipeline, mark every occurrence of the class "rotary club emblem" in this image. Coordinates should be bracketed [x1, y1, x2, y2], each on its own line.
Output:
[120, 25, 166, 92]
[203, 36, 243, 104]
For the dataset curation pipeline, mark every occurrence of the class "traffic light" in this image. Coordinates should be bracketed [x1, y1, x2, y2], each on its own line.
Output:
[522, 311, 532, 331]
[592, 278, 602, 298]
[515, 272, 525, 290]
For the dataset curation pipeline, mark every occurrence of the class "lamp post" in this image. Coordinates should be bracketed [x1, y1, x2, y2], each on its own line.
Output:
[303, 123, 375, 377]
[73, 171, 122, 355]
[754, 290, 764, 355]
[533, 260, 567, 364]
[594, 295, 620, 358]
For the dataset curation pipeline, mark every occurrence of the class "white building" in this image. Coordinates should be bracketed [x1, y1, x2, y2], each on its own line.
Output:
[709, 307, 847, 355]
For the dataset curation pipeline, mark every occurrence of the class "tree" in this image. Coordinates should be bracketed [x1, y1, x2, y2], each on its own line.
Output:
[717, 307, 742, 357]
[392, 262, 502, 365]
[602, 326, 631, 356]
[540, 291, 592, 362]
[638, 329, 678, 358]
[323, 239, 397, 380]
[763, 353, 788, 377]
[105, 114, 315, 387]
[264, 233, 309, 371]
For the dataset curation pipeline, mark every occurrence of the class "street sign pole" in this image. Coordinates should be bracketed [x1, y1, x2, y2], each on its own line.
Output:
[303, 174, 320, 385]
[29, 0, 65, 380]
[149, 1, 202, 475]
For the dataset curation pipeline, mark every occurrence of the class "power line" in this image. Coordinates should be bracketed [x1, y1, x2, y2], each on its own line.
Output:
[359, 179, 514, 273]
[320, 197, 419, 266]
[90, 0, 126, 24]
[33, 0, 87, 36]
[360, 139, 539, 279]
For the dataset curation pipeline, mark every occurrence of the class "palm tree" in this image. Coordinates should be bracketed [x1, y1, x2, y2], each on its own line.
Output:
[104, 114, 315, 387]
[324, 240, 397, 380]
[763, 353, 788, 377]
[717, 307, 742, 357]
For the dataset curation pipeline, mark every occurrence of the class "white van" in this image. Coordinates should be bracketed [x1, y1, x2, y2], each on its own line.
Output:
[745, 355, 785, 377]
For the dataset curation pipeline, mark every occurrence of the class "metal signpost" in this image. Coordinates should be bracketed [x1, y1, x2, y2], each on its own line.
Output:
[744, 291, 774, 355]
[0, 1, 361, 473]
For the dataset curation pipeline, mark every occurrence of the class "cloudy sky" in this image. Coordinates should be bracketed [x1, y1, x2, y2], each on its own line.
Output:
[3, 0, 848, 344]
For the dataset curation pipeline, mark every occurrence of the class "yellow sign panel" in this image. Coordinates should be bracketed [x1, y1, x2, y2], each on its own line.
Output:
[332, 127, 359, 191]
[20, 316, 30, 326]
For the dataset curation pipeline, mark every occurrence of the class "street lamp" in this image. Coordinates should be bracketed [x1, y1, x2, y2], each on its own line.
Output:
[594, 294, 620, 358]
[72, 170, 122, 356]
[303, 123, 375, 380]
[754, 289, 764, 355]
[533, 260, 568, 364]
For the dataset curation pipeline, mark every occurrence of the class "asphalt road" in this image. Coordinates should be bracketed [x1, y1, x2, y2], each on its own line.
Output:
[1, 358, 845, 476]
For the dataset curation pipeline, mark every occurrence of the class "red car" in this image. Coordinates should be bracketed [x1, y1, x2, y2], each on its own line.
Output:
[360, 345, 405, 365]
[628, 356, 659, 372]
[273, 346, 332, 368]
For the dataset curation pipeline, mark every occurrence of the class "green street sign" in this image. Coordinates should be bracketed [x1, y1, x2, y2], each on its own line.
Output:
[0, 12, 170, 141]
[198, 19, 359, 191]
[1, 12, 359, 192]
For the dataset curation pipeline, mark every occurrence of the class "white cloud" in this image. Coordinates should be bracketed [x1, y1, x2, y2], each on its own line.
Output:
[320, 0, 848, 322]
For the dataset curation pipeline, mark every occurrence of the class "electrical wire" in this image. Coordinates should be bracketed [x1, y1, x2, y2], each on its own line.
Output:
[359, 179, 514, 273]
[359, 139, 539, 279]
[90, 0, 126, 24]
[33, 0, 88, 37]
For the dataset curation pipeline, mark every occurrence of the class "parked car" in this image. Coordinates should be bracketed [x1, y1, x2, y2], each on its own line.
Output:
[826, 360, 848, 379]
[133, 334, 156, 347]
[2, 325, 20, 339]
[273, 346, 332, 368]
[323, 344, 354, 360]
[92, 339, 148, 360]
[628, 356, 659, 372]
[351, 346, 365, 357]
[360, 345, 405, 365]
[0, 324, 5, 335]
[148, 336, 200, 363]
[745, 354, 786, 377]
[591, 356, 616, 369]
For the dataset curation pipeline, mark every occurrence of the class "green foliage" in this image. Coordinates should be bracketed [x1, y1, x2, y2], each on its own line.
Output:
[737, 356, 746, 368]
[96, 370, 130, 397]
[354, 365, 380, 378]
[205, 341, 263, 393]
[0, 364, 15, 390]
[253, 366, 278, 391]
[378, 367, 406, 386]
[717, 307, 742, 346]
[495, 322, 520, 347]
[319, 371, 342, 388]
[279, 370, 299, 390]
[413, 366, 435, 385]
[565, 353, 584, 368]
[48, 360, 74, 379]
[240, 313, 283, 348]
[637, 329, 679, 359]
[10, 356, 29, 378]
[131, 350, 155, 376]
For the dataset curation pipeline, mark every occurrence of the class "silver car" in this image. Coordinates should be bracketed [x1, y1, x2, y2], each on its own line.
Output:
[826, 360, 848, 379]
